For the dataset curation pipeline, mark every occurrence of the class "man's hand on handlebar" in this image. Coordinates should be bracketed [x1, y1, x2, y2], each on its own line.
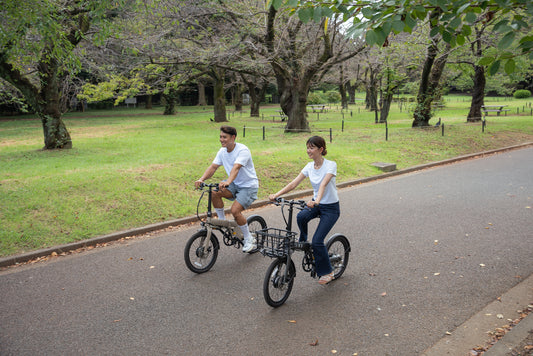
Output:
[194, 180, 204, 189]
[218, 181, 229, 191]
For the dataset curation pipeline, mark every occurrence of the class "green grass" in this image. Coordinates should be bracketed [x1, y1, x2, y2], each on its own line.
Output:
[1, 95, 533, 257]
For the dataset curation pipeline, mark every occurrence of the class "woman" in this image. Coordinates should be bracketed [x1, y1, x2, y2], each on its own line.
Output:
[269, 136, 340, 285]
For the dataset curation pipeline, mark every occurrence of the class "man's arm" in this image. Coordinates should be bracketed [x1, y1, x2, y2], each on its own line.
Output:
[195, 163, 220, 188]
[219, 163, 242, 189]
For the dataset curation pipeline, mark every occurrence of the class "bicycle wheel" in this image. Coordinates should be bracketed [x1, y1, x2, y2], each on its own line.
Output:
[246, 215, 267, 254]
[326, 233, 350, 280]
[263, 257, 296, 307]
[184, 230, 219, 273]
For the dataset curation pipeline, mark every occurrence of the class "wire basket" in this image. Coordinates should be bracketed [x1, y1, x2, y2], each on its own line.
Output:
[255, 228, 297, 258]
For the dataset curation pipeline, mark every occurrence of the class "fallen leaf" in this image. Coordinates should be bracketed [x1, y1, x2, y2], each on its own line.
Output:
[381, 292, 387, 297]
[130, 297, 135, 300]
[480, 264, 486, 267]
[309, 339, 319, 346]
[446, 331, 452, 335]
[288, 320, 296, 323]
[331, 350, 337, 354]
[497, 314, 504, 319]
[149, 266, 155, 269]
[434, 272, 440, 276]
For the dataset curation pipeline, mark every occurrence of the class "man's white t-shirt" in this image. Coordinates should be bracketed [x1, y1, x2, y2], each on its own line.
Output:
[301, 159, 338, 204]
[213, 142, 259, 188]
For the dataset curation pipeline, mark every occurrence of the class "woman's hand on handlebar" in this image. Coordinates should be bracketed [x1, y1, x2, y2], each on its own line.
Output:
[268, 194, 279, 202]
[306, 200, 318, 208]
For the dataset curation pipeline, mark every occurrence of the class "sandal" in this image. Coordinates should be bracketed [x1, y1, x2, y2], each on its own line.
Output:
[318, 272, 334, 285]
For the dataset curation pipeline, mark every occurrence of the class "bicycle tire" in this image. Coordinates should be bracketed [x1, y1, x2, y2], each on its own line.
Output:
[263, 257, 296, 307]
[326, 233, 350, 280]
[184, 230, 219, 273]
[246, 215, 267, 253]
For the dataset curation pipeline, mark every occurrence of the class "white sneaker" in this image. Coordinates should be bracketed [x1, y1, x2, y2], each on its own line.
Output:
[242, 236, 257, 253]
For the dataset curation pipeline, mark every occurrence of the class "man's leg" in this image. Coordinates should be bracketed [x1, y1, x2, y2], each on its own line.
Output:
[231, 200, 257, 252]
[212, 189, 234, 220]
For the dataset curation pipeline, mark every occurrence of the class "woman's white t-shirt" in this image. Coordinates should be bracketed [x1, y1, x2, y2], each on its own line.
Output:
[301, 159, 338, 204]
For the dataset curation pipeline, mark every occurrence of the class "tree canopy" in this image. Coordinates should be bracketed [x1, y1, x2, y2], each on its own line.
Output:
[272, 0, 533, 76]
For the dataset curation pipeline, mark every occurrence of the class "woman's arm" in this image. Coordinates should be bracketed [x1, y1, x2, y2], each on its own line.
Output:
[269, 173, 306, 201]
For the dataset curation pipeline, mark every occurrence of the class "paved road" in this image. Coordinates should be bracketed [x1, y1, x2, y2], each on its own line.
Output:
[1, 147, 532, 356]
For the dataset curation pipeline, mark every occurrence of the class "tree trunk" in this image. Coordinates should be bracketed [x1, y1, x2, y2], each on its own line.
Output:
[247, 80, 267, 117]
[281, 84, 310, 133]
[145, 94, 153, 109]
[346, 81, 356, 104]
[379, 91, 393, 123]
[468, 26, 487, 123]
[212, 68, 227, 122]
[412, 10, 452, 128]
[468, 65, 485, 122]
[234, 84, 243, 112]
[163, 88, 178, 115]
[197, 81, 207, 106]
[0, 51, 73, 149]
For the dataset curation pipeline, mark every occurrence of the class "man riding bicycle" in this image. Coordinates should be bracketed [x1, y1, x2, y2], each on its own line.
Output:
[195, 125, 259, 252]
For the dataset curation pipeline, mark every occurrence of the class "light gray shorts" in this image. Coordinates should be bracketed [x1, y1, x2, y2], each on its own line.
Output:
[226, 183, 258, 210]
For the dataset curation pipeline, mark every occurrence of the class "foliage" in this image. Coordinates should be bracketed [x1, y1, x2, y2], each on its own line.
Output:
[325, 90, 342, 103]
[513, 89, 532, 98]
[308, 90, 341, 104]
[272, 0, 533, 76]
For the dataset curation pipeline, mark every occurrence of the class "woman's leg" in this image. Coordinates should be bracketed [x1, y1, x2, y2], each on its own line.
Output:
[311, 202, 340, 277]
[296, 206, 320, 242]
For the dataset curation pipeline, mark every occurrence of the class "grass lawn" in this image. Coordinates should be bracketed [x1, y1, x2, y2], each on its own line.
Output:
[1, 95, 533, 257]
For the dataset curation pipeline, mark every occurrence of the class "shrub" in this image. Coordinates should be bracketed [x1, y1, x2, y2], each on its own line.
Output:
[325, 90, 341, 103]
[513, 89, 531, 99]
[308, 92, 326, 104]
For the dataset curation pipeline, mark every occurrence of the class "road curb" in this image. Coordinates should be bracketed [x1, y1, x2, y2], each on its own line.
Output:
[1, 141, 532, 269]
[422, 273, 533, 356]
[484, 311, 533, 355]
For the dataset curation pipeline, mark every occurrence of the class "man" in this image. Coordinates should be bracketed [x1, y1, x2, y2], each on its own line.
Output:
[195, 125, 259, 252]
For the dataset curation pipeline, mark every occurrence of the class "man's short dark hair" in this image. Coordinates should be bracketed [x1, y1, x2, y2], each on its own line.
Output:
[220, 125, 237, 137]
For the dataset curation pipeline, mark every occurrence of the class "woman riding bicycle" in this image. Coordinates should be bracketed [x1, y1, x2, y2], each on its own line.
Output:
[269, 136, 340, 285]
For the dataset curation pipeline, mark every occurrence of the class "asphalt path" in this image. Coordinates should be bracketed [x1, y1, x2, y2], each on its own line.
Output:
[1, 147, 532, 355]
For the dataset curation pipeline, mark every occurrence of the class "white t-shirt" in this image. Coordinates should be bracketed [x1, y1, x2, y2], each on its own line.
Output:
[301, 159, 338, 204]
[213, 142, 259, 188]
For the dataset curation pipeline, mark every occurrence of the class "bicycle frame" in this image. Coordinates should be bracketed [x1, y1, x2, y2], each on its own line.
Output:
[198, 183, 244, 248]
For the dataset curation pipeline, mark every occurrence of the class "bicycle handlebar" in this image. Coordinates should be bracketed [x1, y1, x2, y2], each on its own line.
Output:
[273, 197, 307, 210]
[197, 182, 220, 191]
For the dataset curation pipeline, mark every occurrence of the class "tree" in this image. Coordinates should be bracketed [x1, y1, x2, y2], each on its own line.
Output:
[264, 5, 364, 132]
[0, 0, 125, 149]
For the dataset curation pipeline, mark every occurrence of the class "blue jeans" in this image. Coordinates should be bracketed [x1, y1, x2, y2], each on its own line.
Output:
[296, 201, 340, 277]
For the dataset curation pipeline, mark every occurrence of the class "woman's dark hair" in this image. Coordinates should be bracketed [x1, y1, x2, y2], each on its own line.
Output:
[220, 125, 237, 137]
[306, 136, 327, 156]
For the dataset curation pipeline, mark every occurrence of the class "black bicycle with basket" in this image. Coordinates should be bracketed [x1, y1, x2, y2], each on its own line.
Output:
[256, 198, 350, 307]
[184, 182, 267, 273]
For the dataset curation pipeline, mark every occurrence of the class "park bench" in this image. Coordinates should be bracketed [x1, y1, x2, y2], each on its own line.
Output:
[125, 97, 137, 108]
[307, 104, 327, 113]
[481, 105, 510, 116]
